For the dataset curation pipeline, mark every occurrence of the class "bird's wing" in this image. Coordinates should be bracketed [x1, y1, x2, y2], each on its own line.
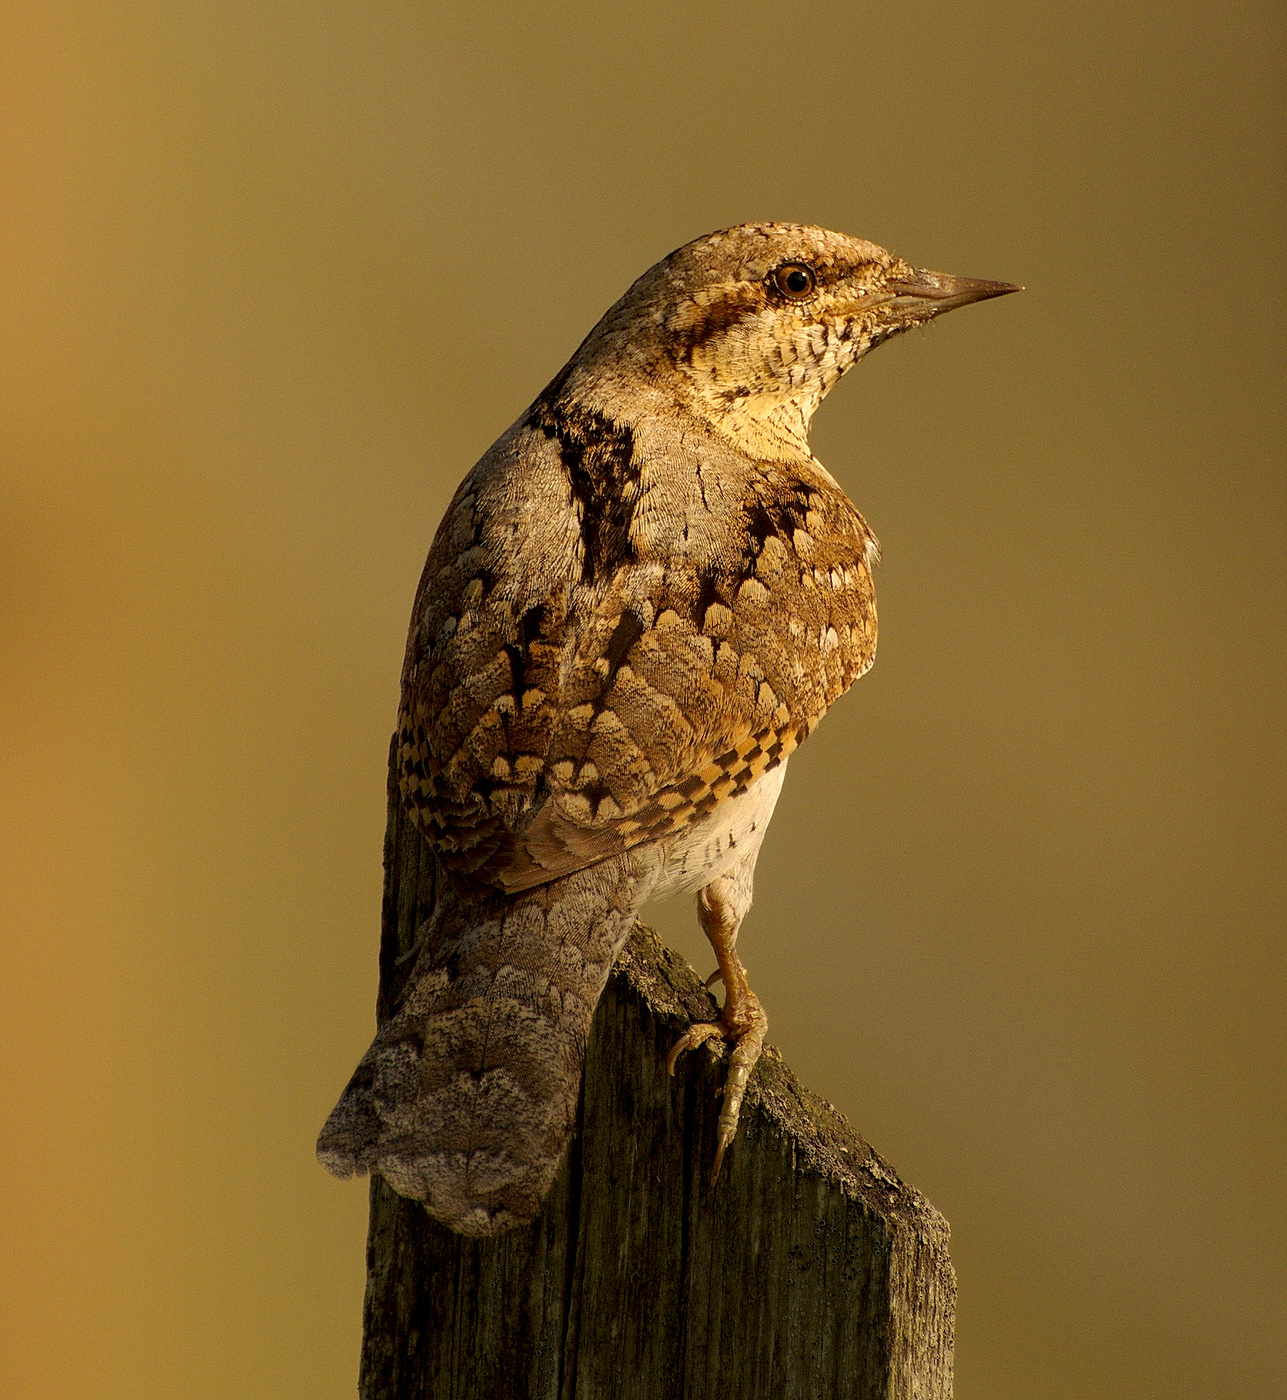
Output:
[397, 416, 877, 892]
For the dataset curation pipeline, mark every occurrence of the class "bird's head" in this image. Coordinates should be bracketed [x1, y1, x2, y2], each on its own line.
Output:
[565, 222, 1019, 460]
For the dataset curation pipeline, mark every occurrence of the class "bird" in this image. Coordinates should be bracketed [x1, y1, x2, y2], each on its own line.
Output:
[317, 222, 1018, 1236]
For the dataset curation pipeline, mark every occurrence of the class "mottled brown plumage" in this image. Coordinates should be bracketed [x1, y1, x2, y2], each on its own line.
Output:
[318, 223, 1018, 1234]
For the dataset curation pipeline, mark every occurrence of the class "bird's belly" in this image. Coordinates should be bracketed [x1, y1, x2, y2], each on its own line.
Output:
[649, 761, 789, 902]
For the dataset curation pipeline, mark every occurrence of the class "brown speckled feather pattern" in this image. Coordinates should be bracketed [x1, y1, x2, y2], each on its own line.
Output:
[396, 396, 877, 892]
[317, 222, 1017, 1233]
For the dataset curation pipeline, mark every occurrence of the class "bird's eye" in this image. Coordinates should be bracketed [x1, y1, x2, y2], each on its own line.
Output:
[771, 263, 817, 301]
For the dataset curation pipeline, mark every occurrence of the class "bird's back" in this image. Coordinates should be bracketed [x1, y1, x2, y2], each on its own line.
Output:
[396, 385, 878, 895]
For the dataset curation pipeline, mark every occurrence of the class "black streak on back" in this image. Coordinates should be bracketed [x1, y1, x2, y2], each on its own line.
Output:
[528, 398, 639, 584]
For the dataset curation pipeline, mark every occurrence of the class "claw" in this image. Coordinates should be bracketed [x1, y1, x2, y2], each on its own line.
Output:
[672, 861, 769, 1183]
[666, 1020, 723, 1076]
[709, 993, 766, 1180]
[666, 987, 767, 1180]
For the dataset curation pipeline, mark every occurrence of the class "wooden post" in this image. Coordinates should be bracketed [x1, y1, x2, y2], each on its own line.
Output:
[357, 740, 956, 1399]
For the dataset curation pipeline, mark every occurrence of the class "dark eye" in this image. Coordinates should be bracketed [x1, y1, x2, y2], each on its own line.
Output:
[771, 262, 816, 301]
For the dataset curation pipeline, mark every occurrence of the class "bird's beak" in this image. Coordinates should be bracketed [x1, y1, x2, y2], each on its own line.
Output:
[882, 269, 1022, 321]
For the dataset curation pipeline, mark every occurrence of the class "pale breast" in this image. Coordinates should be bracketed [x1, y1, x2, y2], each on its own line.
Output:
[648, 760, 789, 902]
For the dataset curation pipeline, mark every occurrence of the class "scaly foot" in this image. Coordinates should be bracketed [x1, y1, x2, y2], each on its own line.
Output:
[667, 986, 767, 1181]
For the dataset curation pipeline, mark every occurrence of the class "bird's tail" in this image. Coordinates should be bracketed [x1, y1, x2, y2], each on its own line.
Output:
[317, 847, 659, 1235]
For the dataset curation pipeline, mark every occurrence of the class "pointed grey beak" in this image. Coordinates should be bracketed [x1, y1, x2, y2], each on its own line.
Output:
[884, 269, 1023, 317]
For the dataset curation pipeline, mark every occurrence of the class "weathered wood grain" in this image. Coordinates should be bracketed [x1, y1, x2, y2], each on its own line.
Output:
[358, 738, 955, 1399]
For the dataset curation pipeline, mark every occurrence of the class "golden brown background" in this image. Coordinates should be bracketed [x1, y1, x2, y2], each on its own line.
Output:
[2, 2, 1283, 1396]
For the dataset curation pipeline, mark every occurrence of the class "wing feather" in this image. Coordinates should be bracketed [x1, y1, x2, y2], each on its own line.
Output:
[397, 404, 877, 891]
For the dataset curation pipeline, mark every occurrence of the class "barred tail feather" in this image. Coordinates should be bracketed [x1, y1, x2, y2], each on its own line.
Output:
[317, 848, 659, 1235]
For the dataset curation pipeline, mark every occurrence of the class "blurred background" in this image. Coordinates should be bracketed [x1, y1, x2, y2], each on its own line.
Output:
[2, 2, 1283, 1396]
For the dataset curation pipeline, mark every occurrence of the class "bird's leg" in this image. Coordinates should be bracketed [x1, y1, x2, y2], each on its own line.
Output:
[666, 851, 767, 1181]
